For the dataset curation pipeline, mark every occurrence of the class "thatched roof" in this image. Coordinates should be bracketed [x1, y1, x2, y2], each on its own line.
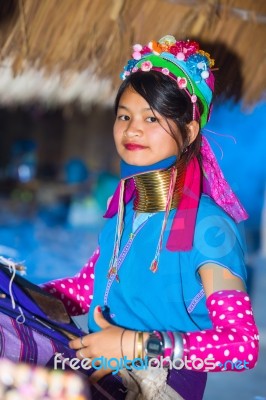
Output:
[0, 0, 265, 106]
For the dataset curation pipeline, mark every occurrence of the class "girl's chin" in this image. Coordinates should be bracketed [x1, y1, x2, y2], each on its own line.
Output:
[120, 154, 165, 167]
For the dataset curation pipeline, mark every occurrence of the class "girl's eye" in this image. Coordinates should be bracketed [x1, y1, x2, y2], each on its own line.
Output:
[146, 116, 158, 123]
[117, 115, 130, 121]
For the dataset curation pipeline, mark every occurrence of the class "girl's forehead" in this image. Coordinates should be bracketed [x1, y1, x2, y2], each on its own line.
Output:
[119, 87, 150, 107]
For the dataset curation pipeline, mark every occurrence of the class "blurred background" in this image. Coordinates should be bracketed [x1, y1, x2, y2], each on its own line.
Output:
[0, 0, 265, 399]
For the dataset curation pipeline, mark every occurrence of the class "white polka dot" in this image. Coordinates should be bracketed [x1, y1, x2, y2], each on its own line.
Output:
[77, 273, 81, 278]
[217, 345, 220, 349]
[242, 336, 248, 342]
[51, 282, 55, 285]
[216, 329, 222, 333]
[211, 300, 216, 305]
[80, 296, 84, 301]
[206, 344, 213, 348]
[215, 361, 221, 367]
[244, 296, 249, 301]
[201, 331, 206, 334]
[231, 328, 237, 332]
[248, 354, 253, 361]
[251, 342, 255, 348]
[232, 357, 238, 363]
[218, 291, 223, 294]
[190, 354, 196, 360]
[228, 319, 235, 324]
[83, 273, 87, 279]
[239, 346, 244, 353]
[224, 349, 230, 356]
[207, 354, 213, 359]
[196, 336, 202, 342]
[61, 283, 65, 288]
[228, 334, 234, 341]
[218, 300, 224, 305]
[228, 306, 234, 311]
[219, 314, 225, 320]
[187, 332, 190, 336]
[68, 279, 73, 283]
[69, 288, 73, 294]
[84, 285, 89, 290]
[77, 294, 80, 300]
[212, 311, 216, 317]
[82, 309, 85, 313]
[90, 273, 95, 279]
[190, 346, 196, 350]
[200, 347, 205, 352]
[89, 262, 94, 267]
[96, 249, 100, 254]
[77, 284, 80, 290]
[236, 301, 242, 306]
[89, 295, 93, 299]
[246, 310, 251, 315]
[237, 313, 244, 318]
[213, 335, 219, 341]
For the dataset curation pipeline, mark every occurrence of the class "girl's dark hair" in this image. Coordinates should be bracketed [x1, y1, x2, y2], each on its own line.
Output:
[114, 71, 204, 164]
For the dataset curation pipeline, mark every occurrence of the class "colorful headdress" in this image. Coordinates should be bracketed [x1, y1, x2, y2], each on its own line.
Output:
[121, 35, 215, 127]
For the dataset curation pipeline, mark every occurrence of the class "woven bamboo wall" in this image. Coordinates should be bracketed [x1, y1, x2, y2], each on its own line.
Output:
[0, 0, 265, 106]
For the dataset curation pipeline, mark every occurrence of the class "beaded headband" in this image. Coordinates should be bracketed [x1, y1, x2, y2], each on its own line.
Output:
[121, 35, 215, 127]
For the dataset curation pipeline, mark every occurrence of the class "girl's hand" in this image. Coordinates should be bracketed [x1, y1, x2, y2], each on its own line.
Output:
[69, 306, 136, 382]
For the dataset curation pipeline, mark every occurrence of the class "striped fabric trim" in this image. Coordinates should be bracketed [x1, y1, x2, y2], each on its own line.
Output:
[187, 289, 205, 313]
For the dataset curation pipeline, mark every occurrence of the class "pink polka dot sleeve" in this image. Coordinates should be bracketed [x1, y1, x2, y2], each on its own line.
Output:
[40, 247, 100, 316]
[181, 290, 259, 372]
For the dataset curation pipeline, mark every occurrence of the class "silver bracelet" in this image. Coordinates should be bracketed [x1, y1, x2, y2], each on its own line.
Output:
[172, 332, 184, 362]
[161, 331, 172, 359]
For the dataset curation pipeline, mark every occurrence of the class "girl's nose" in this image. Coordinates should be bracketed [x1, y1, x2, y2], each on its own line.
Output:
[123, 123, 142, 138]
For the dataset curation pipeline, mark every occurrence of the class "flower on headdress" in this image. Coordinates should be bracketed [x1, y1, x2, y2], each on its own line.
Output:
[141, 60, 153, 71]
[148, 40, 163, 55]
[177, 77, 187, 89]
[198, 50, 215, 68]
[162, 68, 170, 75]
[141, 45, 152, 56]
[169, 40, 199, 60]
[186, 53, 211, 81]
[159, 35, 176, 46]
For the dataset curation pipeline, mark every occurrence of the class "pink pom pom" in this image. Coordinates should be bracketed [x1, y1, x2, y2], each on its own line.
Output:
[132, 51, 142, 60]
[191, 94, 197, 103]
[176, 52, 185, 61]
[133, 44, 142, 52]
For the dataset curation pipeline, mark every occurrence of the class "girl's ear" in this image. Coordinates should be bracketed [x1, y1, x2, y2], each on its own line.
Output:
[187, 120, 200, 145]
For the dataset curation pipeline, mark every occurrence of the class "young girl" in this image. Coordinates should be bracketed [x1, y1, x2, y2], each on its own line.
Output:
[1, 35, 259, 399]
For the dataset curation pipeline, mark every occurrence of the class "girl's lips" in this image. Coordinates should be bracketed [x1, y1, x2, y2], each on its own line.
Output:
[124, 143, 147, 150]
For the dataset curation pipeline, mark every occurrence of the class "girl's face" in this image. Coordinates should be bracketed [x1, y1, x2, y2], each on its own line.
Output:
[113, 86, 179, 166]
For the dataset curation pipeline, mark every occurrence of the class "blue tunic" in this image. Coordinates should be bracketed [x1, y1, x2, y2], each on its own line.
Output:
[88, 194, 247, 333]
